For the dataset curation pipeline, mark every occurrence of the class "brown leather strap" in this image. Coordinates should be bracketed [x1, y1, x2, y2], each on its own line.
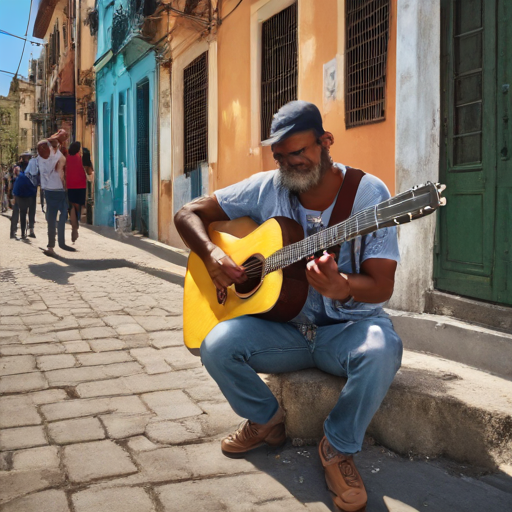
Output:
[328, 166, 366, 227]
[320, 166, 365, 263]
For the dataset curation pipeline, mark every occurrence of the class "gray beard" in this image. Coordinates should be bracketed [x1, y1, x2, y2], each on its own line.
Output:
[277, 162, 324, 194]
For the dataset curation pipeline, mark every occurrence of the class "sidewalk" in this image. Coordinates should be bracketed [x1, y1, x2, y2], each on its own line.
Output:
[1, 212, 511, 511]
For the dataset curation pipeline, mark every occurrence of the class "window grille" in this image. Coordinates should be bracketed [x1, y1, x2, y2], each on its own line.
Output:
[260, 2, 298, 141]
[102, 101, 110, 182]
[345, 0, 390, 128]
[183, 52, 208, 174]
[86, 101, 96, 125]
[136, 80, 151, 195]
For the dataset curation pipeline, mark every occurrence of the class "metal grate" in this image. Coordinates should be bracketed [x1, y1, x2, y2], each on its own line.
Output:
[136, 80, 151, 195]
[260, 2, 298, 141]
[86, 101, 96, 125]
[345, 0, 390, 128]
[184, 52, 208, 174]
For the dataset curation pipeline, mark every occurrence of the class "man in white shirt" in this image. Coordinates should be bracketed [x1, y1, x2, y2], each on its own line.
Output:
[37, 131, 75, 256]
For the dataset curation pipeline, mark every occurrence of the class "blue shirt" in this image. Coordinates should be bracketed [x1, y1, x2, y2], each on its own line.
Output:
[214, 163, 400, 324]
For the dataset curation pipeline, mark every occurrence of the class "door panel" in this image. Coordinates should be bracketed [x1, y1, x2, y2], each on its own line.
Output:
[436, 0, 512, 306]
[437, 0, 496, 302]
[495, 0, 512, 304]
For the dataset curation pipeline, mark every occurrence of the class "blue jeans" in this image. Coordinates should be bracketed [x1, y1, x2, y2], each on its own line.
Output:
[44, 190, 68, 248]
[200, 316, 403, 455]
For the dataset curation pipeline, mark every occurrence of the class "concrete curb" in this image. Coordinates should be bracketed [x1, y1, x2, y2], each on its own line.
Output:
[264, 350, 512, 470]
[388, 309, 512, 379]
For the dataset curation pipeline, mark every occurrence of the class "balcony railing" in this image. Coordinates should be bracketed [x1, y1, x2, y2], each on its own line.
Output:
[111, 0, 158, 55]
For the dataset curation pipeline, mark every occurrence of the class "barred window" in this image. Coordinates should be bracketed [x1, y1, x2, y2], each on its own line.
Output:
[260, 2, 298, 141]
[102, 101, 111, 182]
[345, 0, 390, 128]
[136, 80, 151, 194]
[183, 52, 208, 174]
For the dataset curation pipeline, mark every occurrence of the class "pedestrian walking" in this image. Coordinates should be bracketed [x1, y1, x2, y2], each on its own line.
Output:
[11, 157, 38, 240]
[9, 152, 35, 240]
[1, 166, 10, 212]
[8, 165, 20, 239]
[38, 131, 75, 256]
[66, 141, 92, 243]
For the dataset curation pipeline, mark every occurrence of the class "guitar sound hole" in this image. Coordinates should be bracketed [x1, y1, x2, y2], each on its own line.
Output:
[235, 255, 264, 298]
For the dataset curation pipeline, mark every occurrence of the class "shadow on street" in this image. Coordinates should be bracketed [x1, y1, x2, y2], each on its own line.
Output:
[29, 256, 185, 287]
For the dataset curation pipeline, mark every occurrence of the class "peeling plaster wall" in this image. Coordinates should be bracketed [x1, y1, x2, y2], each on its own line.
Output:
[389, 0, 441, 313]
[158, 63, 173, 245]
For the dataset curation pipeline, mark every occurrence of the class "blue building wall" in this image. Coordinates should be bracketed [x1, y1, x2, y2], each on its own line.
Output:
[94, 0, 157, 233]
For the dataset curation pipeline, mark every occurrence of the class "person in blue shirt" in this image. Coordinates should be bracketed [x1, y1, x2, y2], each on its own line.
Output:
[11, 153, 38, 240]
[175, 101, 402, 512]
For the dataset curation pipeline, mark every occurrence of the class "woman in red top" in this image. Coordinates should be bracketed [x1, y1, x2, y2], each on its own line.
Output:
[66, 142, 91, 242]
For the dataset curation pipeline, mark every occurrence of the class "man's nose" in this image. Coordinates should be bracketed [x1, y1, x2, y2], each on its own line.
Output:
[287, 154, 304, 166]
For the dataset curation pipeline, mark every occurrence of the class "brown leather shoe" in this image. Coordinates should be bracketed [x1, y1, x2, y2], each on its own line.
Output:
[318, 436, 367, 512]
[221, 408, 286, 458]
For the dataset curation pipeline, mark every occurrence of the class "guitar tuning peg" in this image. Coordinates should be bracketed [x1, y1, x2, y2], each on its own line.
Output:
[437, 183, 447, 192]
[439, 197, 447, 206]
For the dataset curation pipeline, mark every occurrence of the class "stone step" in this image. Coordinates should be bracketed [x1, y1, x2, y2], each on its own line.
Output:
[264, 349, 512, 471]
[425, 290, 512, 333]
[387, 309, 512, 379]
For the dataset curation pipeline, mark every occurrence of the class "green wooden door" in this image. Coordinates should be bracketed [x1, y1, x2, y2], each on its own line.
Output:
[436, 0, 512, 306]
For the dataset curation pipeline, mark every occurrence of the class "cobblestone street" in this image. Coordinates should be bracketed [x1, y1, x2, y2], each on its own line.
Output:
[1, 213, 511, 512]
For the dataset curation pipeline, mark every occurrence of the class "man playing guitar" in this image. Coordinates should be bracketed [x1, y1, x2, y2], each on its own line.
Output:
[175, 101, 402, 512]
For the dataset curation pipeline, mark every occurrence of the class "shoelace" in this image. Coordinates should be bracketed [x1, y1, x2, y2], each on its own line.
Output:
[230, 420, 260, 442]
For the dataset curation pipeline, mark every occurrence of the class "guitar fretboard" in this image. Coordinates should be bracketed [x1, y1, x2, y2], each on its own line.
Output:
[264, 185, 440, 275]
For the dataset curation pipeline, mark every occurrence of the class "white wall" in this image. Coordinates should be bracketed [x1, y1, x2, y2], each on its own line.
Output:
[389, 0, 441, 313]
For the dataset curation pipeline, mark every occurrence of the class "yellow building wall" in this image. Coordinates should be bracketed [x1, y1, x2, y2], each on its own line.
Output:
[216, 0, 397, 194]
[75, 0, 97, 158]
[18, 80, 36, 153]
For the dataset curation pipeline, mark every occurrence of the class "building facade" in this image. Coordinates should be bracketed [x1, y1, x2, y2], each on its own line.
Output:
[30, 0, 510, 316]
[154, 0, 511, 314]
[0, 82, 20, 167]
[0, 77, 36, 166]
[92, 0, 159, 236]
[33, 0, 77, 139]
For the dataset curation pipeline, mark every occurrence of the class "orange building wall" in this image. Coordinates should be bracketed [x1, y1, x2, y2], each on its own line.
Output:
[216, 0, 257, 189]
[216, 0, 397, 194]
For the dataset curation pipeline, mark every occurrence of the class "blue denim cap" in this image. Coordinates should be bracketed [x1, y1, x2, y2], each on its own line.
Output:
[262, 100, 325, 146]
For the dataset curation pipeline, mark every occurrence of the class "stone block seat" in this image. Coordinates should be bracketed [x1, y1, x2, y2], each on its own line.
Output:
[262, 349, 512, 471]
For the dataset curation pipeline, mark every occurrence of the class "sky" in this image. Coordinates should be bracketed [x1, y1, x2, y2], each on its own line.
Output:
[0, 0, 44, 96]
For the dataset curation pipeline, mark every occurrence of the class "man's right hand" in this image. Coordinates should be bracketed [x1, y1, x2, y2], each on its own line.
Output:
[204, 246, 247, 291]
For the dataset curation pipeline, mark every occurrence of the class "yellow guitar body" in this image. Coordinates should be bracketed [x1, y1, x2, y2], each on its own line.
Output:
[183, 217, 286, 351]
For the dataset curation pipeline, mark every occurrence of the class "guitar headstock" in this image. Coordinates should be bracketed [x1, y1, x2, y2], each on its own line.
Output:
[376, 182, 447, 228]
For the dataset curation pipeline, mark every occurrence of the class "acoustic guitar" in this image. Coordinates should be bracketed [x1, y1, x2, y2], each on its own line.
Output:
[183, 182, 446, 352]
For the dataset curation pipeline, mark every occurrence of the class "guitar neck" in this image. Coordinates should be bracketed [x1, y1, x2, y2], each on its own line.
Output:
[264, 183, 445, 275]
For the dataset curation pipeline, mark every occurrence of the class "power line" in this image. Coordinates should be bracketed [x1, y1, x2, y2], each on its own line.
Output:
[15, 0, 34, 78]
[220, 0, 244, 23]
[0, 28, 44, 46]
[0, 69, 16, 76]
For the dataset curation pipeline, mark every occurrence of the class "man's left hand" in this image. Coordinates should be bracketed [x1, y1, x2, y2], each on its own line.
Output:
[306, 252, 351, 301]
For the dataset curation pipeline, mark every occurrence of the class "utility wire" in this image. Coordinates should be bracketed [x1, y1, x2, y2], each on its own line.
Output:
[0, 28, 43, 45]
[0, 69, 16, 76]
[167, 5, 210, 25]
[220, 0, 243, 22]
[15, 0, 34, 78]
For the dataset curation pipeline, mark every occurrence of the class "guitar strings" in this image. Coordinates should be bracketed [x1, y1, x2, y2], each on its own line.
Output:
[265, 190, 432, 274]
[228, 189, 433, 279]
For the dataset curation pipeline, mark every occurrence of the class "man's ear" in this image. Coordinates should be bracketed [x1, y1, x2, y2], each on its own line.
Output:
[319, 132, 334, 150]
